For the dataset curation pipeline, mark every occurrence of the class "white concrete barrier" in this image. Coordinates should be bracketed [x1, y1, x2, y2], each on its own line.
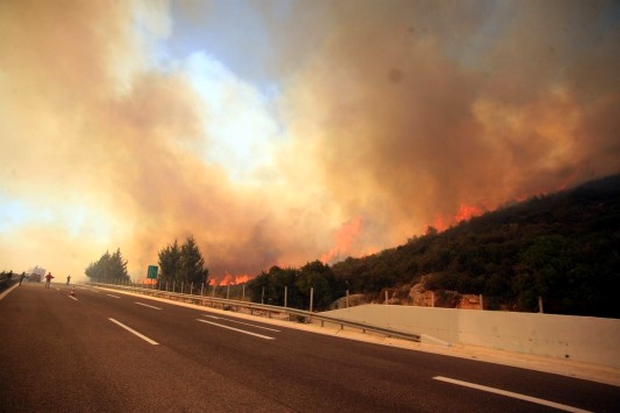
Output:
[324, 305, 620, 369]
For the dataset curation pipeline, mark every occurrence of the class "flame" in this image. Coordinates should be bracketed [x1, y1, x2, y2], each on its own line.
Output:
[430, 214, 447, 232]
[454, 204, 483, 223]
[429, 203, 484, 233]
[219, 272, 251, 286]
[320, 217, 364, 263]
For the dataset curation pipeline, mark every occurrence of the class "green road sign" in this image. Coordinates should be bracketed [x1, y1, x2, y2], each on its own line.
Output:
[147, 265, 158, 279]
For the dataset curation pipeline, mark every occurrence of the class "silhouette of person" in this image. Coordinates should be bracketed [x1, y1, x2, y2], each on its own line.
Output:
[44, 272, 54, 289]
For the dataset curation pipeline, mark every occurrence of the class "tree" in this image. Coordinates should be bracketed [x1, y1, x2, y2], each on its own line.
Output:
[296, 260, 335, 310]
[247, 270, 275, 304]
[180, 236, 209, 288]
[158, 236, 209, 290]
[158, 239, 181, 285]
[85, 248, 129, 282]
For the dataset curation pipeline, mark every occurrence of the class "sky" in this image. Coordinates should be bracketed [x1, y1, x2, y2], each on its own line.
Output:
[1, 0, 619, 284]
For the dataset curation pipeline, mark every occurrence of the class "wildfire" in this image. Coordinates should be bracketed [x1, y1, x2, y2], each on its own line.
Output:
[218, 272, 251, 286]
[454, 204, 483, 223]
[430, 203, 485, 233]
[320, 217, 364, 264]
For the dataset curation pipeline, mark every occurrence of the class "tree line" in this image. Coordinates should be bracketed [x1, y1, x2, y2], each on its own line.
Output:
[85, 236, 209, 291]
[246, 260, 344, 310]
[85, 174, 619, 319]
[329, 174, 620, 318]
[85, 249, 129, 282]
[243, 174, 619, 318]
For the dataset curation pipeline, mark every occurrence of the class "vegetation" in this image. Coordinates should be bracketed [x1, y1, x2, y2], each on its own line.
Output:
[157, 236, 209, 292]
[246, 261, 345, 310]
[85, 249, 129, 283]
[246, 174, 620, 318]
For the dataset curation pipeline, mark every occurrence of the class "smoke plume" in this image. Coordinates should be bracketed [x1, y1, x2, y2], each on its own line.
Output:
[1, 0, 618, 282]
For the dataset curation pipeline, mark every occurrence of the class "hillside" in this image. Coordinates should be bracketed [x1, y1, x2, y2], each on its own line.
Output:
[330, 174, 620, 318]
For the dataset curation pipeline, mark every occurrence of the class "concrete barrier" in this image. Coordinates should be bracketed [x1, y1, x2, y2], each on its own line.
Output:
[324, 305, 620, 369]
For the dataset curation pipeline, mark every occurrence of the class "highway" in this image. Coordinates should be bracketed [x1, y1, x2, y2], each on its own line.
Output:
[1, 283, 618, 412]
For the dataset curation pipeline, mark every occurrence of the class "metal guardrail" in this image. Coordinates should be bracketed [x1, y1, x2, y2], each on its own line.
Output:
[88, 282, 421, 343]
[0, 274, 14, 290]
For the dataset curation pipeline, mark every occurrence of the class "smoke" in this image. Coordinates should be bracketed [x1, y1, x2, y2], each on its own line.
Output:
[270, 0, 620, 244]
[1, 0, 619, 281]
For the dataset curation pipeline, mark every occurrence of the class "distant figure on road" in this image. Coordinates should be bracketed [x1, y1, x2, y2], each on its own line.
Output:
[44, 272, 54, 289]
[19, 273, 26, 286]
[66, 275, 71, 285]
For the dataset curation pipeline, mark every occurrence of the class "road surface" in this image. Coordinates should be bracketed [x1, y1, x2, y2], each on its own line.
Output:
[1, 283, 618, 412]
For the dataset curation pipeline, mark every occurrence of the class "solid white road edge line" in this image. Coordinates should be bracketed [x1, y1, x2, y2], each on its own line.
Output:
[432, 376, 592, 413]
[108, 318, 159, 345]
[135, 301, 162, 310]
[201, 314, 281, 332]
[197, 319, 275, 340]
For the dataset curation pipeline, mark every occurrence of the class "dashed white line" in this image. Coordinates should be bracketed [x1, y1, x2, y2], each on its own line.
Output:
[68, 295, 78, 301]
[135, 301, 162, 310]
[433, 376, 592, 413]
[197, 319, 275, 340]
[201, 314, 280, 332]
[108, 318, 159, 345]
[106, 294, 121, 299]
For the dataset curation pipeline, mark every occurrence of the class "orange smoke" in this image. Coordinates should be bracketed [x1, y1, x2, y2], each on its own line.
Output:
[320, 217, 364, 263]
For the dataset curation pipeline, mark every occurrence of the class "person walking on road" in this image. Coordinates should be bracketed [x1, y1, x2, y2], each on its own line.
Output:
[19, 273, 26, 285]
[44, 272, 54, 289]
[66, 275, 71, 285]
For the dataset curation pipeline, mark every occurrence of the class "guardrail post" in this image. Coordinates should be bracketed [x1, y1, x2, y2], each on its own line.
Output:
[309, 287, 314, 313]
[284, 286, 288, 308]
[227, 284, 230, 300]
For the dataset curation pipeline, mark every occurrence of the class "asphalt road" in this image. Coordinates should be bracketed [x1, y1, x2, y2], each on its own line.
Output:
[1, 283, 618, 412]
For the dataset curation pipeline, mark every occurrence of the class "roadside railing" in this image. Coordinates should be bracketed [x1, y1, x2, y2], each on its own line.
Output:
[0, 273, 15, 290]
[88, 282, 421, 343]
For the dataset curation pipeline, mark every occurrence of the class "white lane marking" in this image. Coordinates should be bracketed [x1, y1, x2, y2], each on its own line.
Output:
[68, 295, 78, 301]
[135, 301, 162, 310]
[108, 318, 159, 345]
[433, 376, 592, 413]
[201, 314, 280, 333]
[197, 319, 275, 340]
[106, 294, 121, 299]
